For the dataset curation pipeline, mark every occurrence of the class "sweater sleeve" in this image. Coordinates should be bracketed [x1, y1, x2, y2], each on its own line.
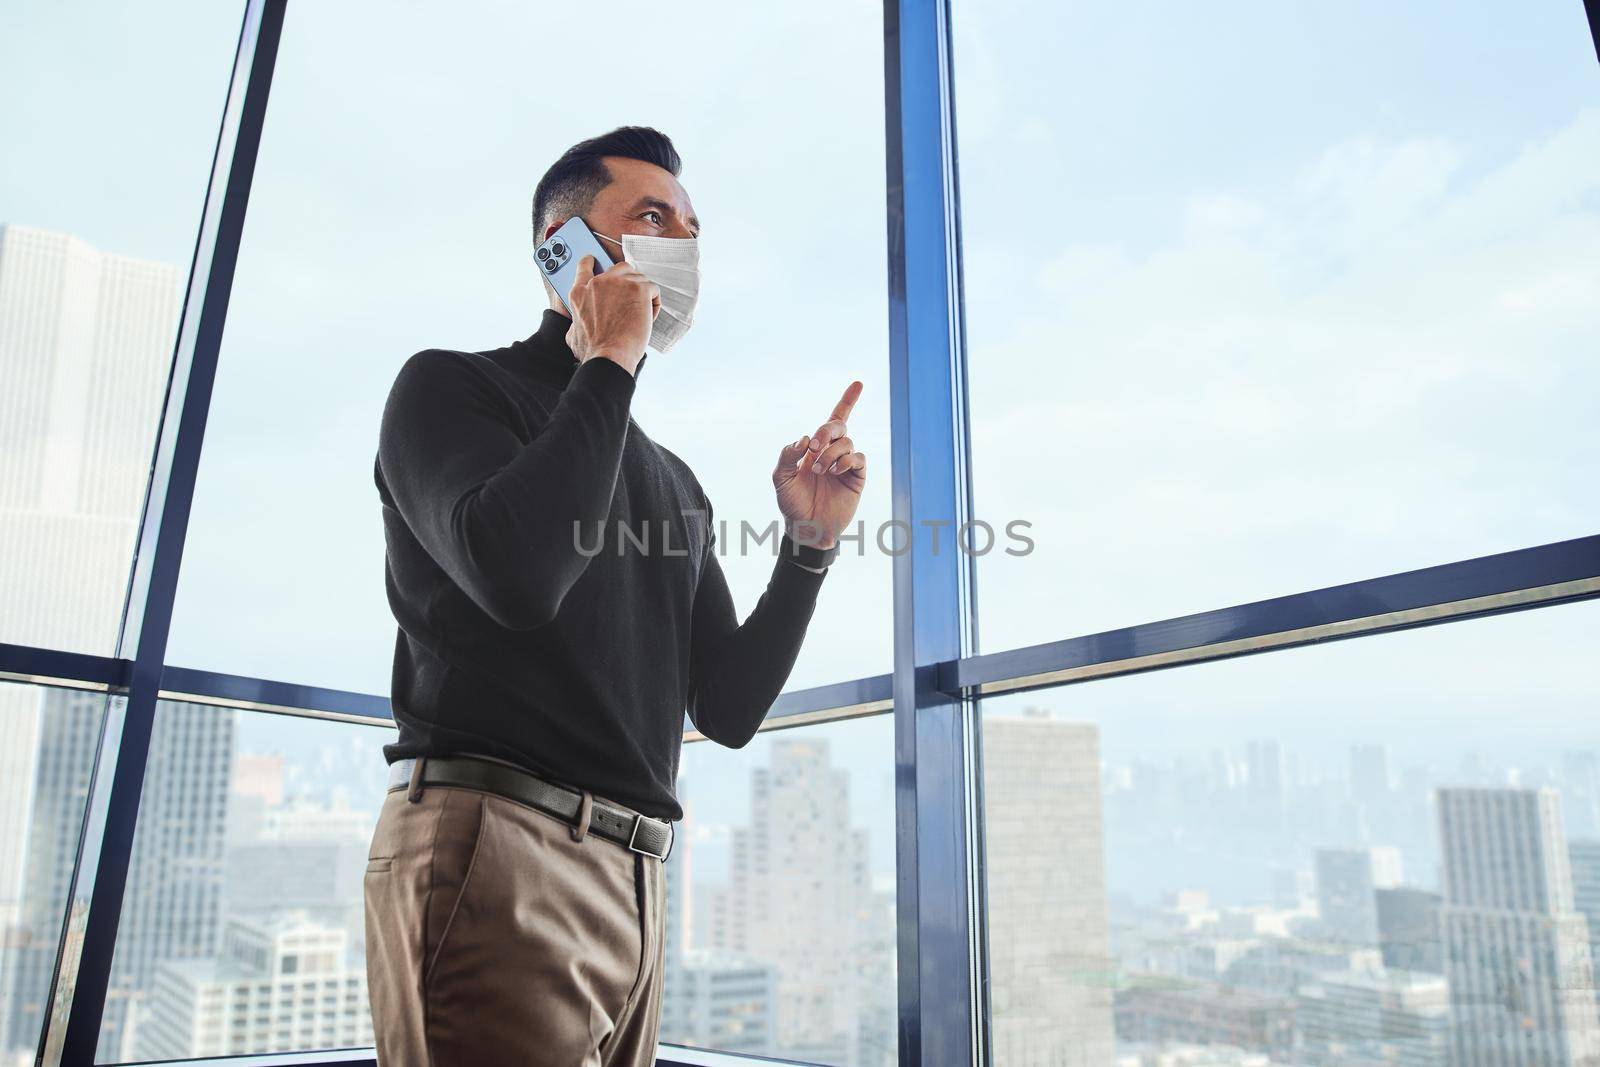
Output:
[686, 504, 830, 748]
[376, 349, 637, 630]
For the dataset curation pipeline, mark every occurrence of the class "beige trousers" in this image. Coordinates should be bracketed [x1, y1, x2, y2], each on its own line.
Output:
[364, 779, 667, 1066]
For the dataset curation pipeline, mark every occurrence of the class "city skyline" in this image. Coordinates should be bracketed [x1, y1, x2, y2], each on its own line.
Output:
[0, 685, 903, 1064]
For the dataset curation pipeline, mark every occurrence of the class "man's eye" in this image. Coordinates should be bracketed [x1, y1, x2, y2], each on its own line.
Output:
[643, 210, 663, 224]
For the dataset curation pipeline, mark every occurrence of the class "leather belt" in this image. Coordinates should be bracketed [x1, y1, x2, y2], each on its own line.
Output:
[387, 755, 674, 861]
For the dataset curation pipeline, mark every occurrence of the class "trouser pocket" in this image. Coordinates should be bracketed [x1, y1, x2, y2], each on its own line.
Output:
[422, 789, 489, 986]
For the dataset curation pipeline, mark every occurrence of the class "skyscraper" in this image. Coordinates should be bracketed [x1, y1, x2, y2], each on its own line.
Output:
[0, 689, 106, 1057]
[1569, 839, 1600, 976]
[133, 913, 371, 1059]
[0, 223, 179, 655]
[664, 773, 691, 996]
[1350, 743, 1394, 802]
[1316, 846, 1403, 945]
[96, 702, 235, 1061]
[1375, 886, 1443, 974]
[1247, 739, 1285, 804]
[983, 708, 1116, 1066]
[1437, 786, 1600, 1065]
[724, 737, 881, 1065]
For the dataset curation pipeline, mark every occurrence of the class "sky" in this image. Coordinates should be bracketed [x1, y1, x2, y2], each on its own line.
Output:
[956, 0, 1599, 650]
[1, 0, 1597, 880]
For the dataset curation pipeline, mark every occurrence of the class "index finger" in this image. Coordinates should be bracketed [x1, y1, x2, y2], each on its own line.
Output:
[829, 380, 864, 424]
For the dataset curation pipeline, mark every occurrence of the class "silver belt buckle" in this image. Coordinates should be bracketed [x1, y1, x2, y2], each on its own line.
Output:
[626, 813, 668, 860]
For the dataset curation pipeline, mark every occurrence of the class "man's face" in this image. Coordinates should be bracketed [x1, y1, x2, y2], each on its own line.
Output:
[542, 155, 699, 264]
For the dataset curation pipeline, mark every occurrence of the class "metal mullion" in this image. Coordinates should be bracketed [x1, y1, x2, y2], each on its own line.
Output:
[39, 2, 288, 1064]
[166, 664, 893, 732]
[655, 1047, 819, 1067]
[681, 673, 896, 743]
[1, 644, 895, 736]
[0, 644, 126, 692]
[104, 1051, 376, 1067]
[943, 535, 1600, 700]
[885, 0, 986, 1063]
[157, 665, 394, 724]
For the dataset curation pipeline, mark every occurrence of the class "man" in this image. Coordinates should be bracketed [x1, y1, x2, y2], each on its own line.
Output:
[364, 125, 866, 1065]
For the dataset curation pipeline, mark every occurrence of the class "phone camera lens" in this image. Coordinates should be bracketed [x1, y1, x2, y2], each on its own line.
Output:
[536, 247, 550, 261]
[544, 258, 559, 273]
[552, 242, 566, 257]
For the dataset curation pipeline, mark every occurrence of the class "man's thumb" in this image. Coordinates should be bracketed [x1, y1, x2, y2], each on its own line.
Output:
[774, 435, 809, 477]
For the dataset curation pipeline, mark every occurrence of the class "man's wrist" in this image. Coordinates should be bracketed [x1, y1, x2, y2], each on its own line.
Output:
[779, 528, 839, 571]
[586, 350, 641, 378]
[784, 519, 837, 551]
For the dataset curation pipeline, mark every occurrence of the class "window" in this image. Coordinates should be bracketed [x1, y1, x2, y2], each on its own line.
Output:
[164, 0, 892, 694]
[0, 1, 240, 656]
[0, 682, 110, 1059]
[96, 702, 390, 1062]
[980, 596, 1599, 1063]
[8, 1, 1592, 1063]
[953, 0, 1600, 650]
[665, 714, 895, 1065]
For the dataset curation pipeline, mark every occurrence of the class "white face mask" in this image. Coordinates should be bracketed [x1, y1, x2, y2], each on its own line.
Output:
[592, 229, 701, 353]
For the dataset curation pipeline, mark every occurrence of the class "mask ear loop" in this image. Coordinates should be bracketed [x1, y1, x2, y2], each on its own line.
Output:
[593, 230, 698, 252]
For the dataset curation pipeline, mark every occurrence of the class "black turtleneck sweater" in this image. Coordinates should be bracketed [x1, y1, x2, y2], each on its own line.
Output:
[374, 309, 830, 821]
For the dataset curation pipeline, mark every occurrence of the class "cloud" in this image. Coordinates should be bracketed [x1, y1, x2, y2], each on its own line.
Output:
[968, 109, 1600, 651]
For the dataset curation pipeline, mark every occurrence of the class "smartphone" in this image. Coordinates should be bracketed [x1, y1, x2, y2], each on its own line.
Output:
[535, 216, 615, 314]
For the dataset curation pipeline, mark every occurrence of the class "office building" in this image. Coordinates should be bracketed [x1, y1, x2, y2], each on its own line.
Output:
[1437, 787, 1600, 1065]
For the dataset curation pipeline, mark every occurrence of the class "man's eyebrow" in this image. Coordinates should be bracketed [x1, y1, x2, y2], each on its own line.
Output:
[634, 196, 701, 233]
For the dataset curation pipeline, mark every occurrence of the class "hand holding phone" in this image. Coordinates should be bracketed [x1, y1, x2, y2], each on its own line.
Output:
[539, 218, 660, 375]
[565, 258, 662, 376]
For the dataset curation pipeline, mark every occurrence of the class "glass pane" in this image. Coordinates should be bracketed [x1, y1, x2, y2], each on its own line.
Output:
[954, 0, 1600, 650]
[96, 703, 392, 1062]
[0, 682, 109, 1060]
[166, 0, 891, 695]
[980, 597, 1599, 1064]
[0, 1, 241, 656]
[665, 714, 896, 1065]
